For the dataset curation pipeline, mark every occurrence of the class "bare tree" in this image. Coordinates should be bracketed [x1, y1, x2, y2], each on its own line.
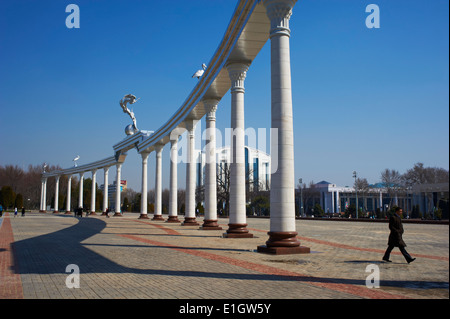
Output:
[302, 181, 320, 215]
[381, 168, 403, 208]
[216, 163, 230, 216]
[355, 177, 370, 211]
[162, 188, 170, 213]
[402, 162, 449, 186]
[177, 189, 185, 213]
[0, 164, 24, 193]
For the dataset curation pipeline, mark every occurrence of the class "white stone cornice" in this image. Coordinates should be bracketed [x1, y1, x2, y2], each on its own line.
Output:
[42, 156, 117, 178]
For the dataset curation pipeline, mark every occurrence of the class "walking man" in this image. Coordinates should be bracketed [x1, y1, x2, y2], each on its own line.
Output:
[383, 207, 416, 264]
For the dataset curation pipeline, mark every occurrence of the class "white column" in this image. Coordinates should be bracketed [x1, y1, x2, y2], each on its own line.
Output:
[102, 167, 109, 215]
[43, 178, 48, 212]
[114, 163, 122, 216]
[40, 178, 48, 212]
[183, 120, 199, 225]
[338, 191, 342, 214]
[139, 151, 151, 219]
[153, 144, 164, 220]
[379, 191, 383, 211]
[258, 0, 309, 254]
[224, 62, 252, 238]
[54, 176, 60, 213]
[90, 169, 97, 214]
[66, 175, 72, 213]
[78, 172, 84, 210]
[202, 98, 222, 230]
[167, 135, 180, 222]
[331, 191, 335, 214]
[40, 179, 45, 212]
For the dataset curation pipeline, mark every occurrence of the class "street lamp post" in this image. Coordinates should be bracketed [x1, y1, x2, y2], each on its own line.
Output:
[353, 171, 358, 218]
[298, 178, 304, 217]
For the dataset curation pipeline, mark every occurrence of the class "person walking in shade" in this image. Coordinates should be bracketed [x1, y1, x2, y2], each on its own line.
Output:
[382, 207, 416, 264]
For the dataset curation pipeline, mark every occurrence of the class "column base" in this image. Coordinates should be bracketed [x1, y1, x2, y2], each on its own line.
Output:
[166, 215, 180, 223]
[101, 212, 107, 216]
[152, 214, 164, 221]
[89, 212, 96, 215]
[113, 212, 122, 217]
[53, 210, 59, 214]
[223, 223, 253, 238]
[39, 210, 47, 213]
[257, 231, 310, 255]
[201, 219, 222, 230]
[257, 245, 311, 255]
[65, 211, 72, 215]
[182, 217, 199, 226]
[138, 214, 150, 219]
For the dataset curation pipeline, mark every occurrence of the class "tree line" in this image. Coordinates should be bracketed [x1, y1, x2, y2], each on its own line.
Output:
[0, 162, 448, 217]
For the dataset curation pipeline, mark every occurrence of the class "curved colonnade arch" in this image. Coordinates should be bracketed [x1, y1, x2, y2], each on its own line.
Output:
[41, 0, 310, 255]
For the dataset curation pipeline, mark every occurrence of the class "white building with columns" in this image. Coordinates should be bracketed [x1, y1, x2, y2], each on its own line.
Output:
[312, 181, 417, 216]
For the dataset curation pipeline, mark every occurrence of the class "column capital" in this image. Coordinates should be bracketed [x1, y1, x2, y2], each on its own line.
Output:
[141, 150, 151, 161]
[263, 0, 297, 38]
[203, 98, 220, 120]
[170, 137, 179, 150]
[226, 62, 249, 93]
[185, 119, 197, 135]
[155, 143, 164, 153]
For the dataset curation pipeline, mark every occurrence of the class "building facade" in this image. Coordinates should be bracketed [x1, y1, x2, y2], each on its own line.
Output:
[196, 146, 271, 192]
[298, 180, 449, 219]
[100, 180, 127, 210]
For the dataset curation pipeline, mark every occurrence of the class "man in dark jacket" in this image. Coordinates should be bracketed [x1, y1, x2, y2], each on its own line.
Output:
[382, 207, 416, 263]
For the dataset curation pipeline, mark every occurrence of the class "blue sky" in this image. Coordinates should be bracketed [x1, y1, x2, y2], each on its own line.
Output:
[0, 0, 448, 191]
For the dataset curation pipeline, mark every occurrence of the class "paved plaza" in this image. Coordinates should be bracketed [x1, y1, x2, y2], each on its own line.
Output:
[0, 212, 448, 301]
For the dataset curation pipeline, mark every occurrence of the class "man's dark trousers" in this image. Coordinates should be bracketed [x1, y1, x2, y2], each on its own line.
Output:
[383, 245, 413, 262]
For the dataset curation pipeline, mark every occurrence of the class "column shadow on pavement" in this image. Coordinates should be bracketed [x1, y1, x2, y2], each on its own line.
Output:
[10, 216, 449, 290]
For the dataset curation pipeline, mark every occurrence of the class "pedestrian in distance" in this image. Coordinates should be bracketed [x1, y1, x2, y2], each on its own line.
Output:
[382, 206, 416, 264]
[14, 207, 18, 218]
[0, 204, 3, 217]
[21, 207, 25, 217]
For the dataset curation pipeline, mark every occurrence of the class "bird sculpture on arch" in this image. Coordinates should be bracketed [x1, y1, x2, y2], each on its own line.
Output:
[192, 63, 207, 79]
